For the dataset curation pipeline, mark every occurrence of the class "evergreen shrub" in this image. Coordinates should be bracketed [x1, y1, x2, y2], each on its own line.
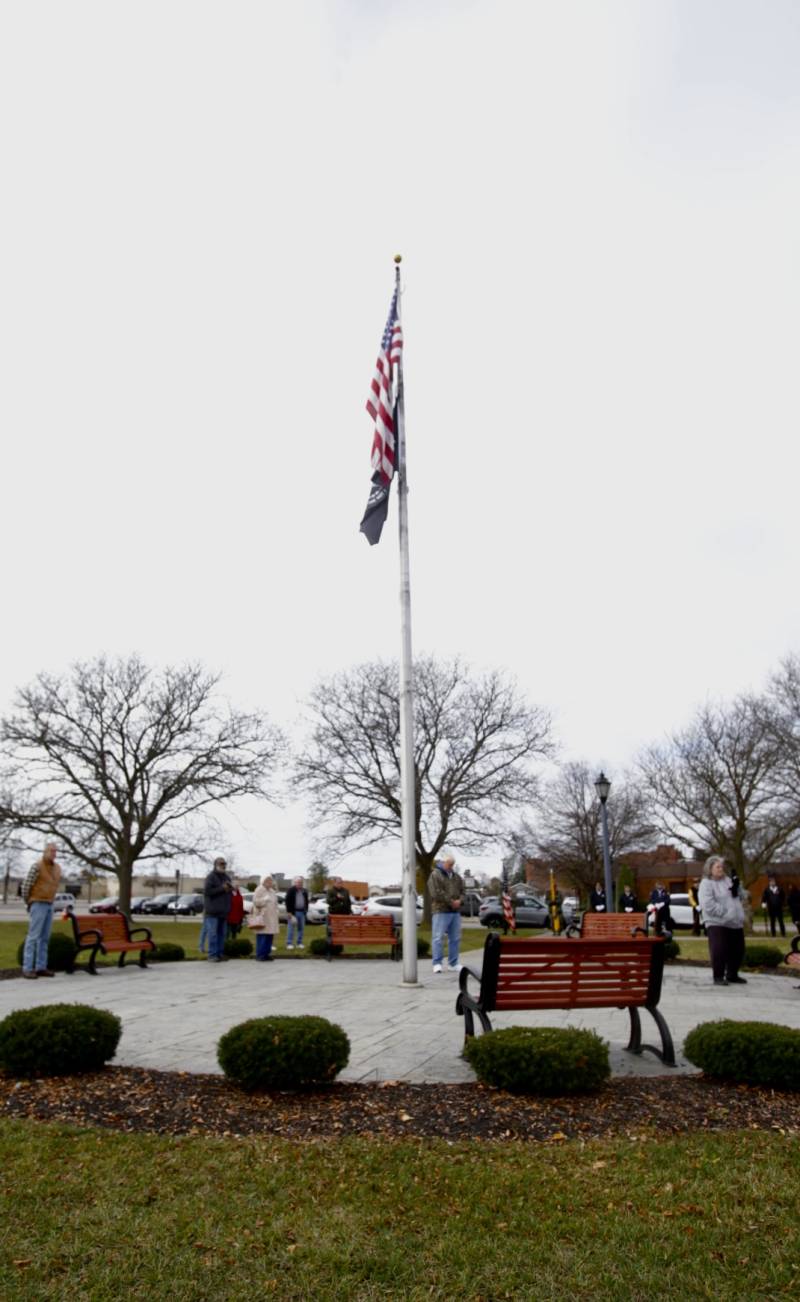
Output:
[0, 1004, 121, 1077]
[742, 944, 782, 969]
[151, 942, 185, 962]
[16, 932, 77, 972]
[223, 937, 253, 958]
[309, 938, 343, 956]
[464, 1026, 610, 1095]
[684, 1020, 800, 1089]
[663, 939, 681, 961]
[218, 1015, 350, 1090]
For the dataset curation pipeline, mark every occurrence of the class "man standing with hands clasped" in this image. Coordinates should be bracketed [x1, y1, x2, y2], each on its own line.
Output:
[427, 852, 464, 975]
[21, 842, 62, 978]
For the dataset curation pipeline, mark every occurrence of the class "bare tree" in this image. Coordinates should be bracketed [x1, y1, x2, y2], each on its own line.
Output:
[0, 655, 286, 911]
[295, 657, 553, 910]
[638, 694, 800, 886]
[765, 653, 800, 810]
[510, 761, 656, 899]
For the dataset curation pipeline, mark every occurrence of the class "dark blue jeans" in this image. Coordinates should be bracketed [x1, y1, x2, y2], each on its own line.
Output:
[256, 932, 274, 959]
[208, 916, 228, 959]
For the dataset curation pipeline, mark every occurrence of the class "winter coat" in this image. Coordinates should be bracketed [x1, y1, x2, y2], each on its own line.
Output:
[327, 885, 353, 915]
[203, 867, 232, 917]
[619, 890, 639, 913]
[761, 885, 785, 916]
[427, 866, 464, 913]
[227, 889, 245, 925]
[251, 885, 279, 934]
[698, 876, 745, 929]
[284, 885, 309, 915]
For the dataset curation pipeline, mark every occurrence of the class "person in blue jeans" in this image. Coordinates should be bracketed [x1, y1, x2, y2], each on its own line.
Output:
[427, 853, 464, 974]
[21, 843, 62, 979]
[203, 856, 232, 961]
[285, 876, 308, 950]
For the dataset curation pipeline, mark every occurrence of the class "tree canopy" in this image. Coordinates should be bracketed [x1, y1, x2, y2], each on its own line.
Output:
[294, 657, 553, 890]
[0, 654, 286, 910]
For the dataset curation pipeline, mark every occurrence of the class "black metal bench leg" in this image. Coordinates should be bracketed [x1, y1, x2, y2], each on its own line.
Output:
[647, 1005, 676, 1067]
[118, 952, 126, 968]
[138, 950, 148, 968]
[87, 945, 100, 975]
[626, 1007, 643, 1055]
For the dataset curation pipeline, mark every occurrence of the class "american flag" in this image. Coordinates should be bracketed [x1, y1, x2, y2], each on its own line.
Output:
[502, 888, 516, 932]
[359, 281, 403, 545]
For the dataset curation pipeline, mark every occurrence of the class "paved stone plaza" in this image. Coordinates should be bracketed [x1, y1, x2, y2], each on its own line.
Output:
[1, 954, 798, 1082]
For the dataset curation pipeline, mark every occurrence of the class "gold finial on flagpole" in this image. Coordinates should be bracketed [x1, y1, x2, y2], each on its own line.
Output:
[394, 253, 402, 264]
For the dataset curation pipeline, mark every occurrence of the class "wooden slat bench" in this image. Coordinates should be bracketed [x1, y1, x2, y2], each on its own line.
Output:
[573, 912, 648, 939]
[67, 911, 156, 975]
[456, 933, 675, 1066]
[784, 935, 800, 985]
[326, 914, 399, 961]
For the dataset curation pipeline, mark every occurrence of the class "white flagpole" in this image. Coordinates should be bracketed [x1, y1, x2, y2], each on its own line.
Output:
[394, 255, 418, 984]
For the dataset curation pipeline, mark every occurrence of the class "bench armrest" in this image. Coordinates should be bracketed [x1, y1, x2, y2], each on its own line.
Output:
[128, 927, 154, 942]
[75, 927, 103, 945]
[458, 963, 481, 995]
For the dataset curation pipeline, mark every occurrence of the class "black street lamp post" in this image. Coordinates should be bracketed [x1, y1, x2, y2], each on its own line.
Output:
[595, 771, 613, 909]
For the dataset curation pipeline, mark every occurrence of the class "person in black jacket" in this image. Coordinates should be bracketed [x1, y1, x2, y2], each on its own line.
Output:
[589, 883, 607, 912]
[648, 883, 672, 938]
[619, 885, 639, 914]
[788, 884, 800, 934]
[326, 877, 352, 916]
[203, 857, 232, 962]
[761, 876, 786, 937]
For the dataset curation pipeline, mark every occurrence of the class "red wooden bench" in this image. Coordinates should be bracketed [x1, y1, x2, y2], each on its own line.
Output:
[784, 935, 800, 986]
[326, 914, 399, 960]
[575, 912, 648, 939]
[67, 911, 156, 974]
[456, 932, 675, 1066]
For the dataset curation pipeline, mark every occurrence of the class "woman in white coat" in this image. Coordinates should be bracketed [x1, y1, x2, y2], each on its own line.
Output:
[251, 875, 279, 961]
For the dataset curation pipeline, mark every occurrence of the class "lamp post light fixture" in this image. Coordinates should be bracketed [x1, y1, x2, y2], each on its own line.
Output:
[595, 771, 613, 909]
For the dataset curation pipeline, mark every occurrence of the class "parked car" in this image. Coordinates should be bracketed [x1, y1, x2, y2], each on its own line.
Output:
[479, 894, 551, 931]
[140, 893, 180, 915]
[307, 899, 328, 923]
[166, 893, 204, 916]
[460, 891, 483, 917]
[52, 892, 77, 914]
[129, 896, 150, 914]
[89, 896, 119, 914]
[360, 895, 424, 925]
[240, 891, 255, 914]
[660, 892, 703, 931]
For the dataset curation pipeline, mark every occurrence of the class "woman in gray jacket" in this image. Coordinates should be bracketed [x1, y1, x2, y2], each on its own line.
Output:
[697, 855, 746, 987]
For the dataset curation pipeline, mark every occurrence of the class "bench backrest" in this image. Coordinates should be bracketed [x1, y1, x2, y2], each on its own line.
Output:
[481, 934, 665, 1012]
[329, 914, 395, 939]
[71, 913, 131, 944]
[581, 912, 647, 939]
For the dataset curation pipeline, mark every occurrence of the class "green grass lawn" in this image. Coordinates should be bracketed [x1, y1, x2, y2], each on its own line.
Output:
[0, 1122, 797, 1300]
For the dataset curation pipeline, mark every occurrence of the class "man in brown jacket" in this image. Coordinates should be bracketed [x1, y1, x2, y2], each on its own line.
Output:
[21, 842, 62, 978]
[427, 853, 464, 974]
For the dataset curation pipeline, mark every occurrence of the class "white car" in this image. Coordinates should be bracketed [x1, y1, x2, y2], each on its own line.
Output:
[360, 894, 424, 925]
[52, 892, 78, 914]
[661, 892, 703, 931]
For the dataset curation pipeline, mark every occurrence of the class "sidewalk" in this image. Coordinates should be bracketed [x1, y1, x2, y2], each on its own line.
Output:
[0, 957, 797, 1083]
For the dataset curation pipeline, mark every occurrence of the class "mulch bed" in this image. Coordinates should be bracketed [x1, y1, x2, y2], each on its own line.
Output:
[0, 1068, 798, 1142]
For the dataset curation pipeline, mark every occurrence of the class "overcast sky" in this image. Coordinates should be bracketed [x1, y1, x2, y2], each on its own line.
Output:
[2, 1, 799, 885]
